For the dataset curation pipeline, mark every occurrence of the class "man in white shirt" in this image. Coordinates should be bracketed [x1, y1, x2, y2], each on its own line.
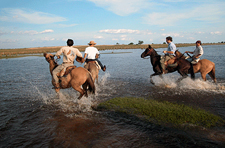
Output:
[52, 39, 83, 89]
[83, 41, 106, 71]
[185, 40, 204, 64]
[160, 36, 177, 74]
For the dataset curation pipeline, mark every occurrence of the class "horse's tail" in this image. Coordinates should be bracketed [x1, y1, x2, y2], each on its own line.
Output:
[189, 63, 195, 80]
[86, 72, 95, 94]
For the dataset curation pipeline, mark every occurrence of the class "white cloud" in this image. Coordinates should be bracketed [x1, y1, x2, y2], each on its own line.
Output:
[0, 8, 66, 24]
[13, 29, 54, 35]
[142, 12, 187, 26]
[40, 29, 54, 34]
[99, 29, 153, 35]
[88, 0, 151, 16]
[41, 37, 55, 41]
[210, 31, 222, 35]
[99, 29, 141, 34]
[94, 35, 103, 39]
[161, 33, 184, 38]
[142, 2, 225, 26]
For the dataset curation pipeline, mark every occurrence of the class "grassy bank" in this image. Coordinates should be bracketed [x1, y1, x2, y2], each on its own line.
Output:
[97, 97, 225, 128]
[1, 43, 224, 59]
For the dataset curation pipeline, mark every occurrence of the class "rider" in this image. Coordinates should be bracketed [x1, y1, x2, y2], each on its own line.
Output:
[52, 39, 83, 89]
[83, 40, 106, 71]
[185, 40, 203, 64]
[160, 36, 177, 74]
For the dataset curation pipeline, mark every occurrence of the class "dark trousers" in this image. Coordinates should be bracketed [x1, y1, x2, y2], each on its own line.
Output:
[85, 59, 104, 69]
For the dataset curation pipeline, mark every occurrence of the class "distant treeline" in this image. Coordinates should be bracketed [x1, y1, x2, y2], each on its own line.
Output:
[0, 43, 224, 58]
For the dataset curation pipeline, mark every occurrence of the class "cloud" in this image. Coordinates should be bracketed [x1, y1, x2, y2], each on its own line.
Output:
[15, 29, 54, 35]
[40, 29, 54, 34]
[0, 8, 66, 24]
[41, 37, 56, 41]
[142, 2, 225, 26]
[161, 33, 184, 38]
[99, 29, 141, 34]
[99, 29, 153, 35]
[210, 31, 222, 35]
[94, 35, 103, 39]
[88, 0, 151, 16]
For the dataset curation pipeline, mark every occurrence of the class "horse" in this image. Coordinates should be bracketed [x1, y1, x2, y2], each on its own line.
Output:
[84, 61, 99, 83]
[175, 50, 217, 83]
[141, 45, 195, 84]
[43, 53, 95, 100]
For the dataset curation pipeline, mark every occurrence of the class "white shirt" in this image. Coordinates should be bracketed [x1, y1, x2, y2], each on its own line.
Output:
[55, 46, 82, 63]
[193, 45, 203, 57]
[84, 46, 99, 59]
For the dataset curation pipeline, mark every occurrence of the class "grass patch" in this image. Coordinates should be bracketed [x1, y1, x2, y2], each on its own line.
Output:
[98, 97, 225, 128]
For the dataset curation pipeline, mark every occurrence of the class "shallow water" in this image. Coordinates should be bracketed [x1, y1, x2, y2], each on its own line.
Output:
[1, 45, 225, 147]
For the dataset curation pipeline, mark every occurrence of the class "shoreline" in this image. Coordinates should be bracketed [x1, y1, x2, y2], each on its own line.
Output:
[0, 43, 224, 59]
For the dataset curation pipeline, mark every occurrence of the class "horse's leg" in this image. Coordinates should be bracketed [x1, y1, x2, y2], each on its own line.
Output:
[177, 70, 188, 83]
[208, 68, 217, 83]
[150, 72, 161, 85]
[71, 83, 85, 99]
[82, 82, 88, 97]
[96, 75, 99, 84]
[201, 72, 207, 81]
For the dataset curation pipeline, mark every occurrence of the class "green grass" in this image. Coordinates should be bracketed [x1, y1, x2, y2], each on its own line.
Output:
[98, 97, 225, 128]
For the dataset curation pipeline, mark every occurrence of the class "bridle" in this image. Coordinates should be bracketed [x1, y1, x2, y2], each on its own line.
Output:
[142, 47, 154, 59]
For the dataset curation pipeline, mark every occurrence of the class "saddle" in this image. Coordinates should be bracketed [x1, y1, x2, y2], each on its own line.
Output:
[185, 56, 200, 64]
[84, 61, 101, 70]
[56, 66, 76, 78]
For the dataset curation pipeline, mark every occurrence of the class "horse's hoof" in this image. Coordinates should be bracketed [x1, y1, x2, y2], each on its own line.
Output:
[55, 89, 60, 93]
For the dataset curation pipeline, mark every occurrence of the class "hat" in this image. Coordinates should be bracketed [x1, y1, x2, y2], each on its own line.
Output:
[88, 40, 96, 45]
[196, 40, 202, 45]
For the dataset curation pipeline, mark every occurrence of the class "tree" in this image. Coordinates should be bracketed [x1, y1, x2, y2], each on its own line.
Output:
[128, 42, 134, 45]
[138, 40, 144, 45]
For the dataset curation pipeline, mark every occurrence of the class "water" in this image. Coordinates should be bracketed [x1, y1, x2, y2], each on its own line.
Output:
[1, 45, 225, 147]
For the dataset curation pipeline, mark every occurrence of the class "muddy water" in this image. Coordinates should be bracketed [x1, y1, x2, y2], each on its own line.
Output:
[1, 45, 225, 147]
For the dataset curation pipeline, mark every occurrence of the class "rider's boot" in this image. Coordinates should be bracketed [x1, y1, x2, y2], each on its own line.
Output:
[102, 65, 106, 72]
[162, 69, 168, 74]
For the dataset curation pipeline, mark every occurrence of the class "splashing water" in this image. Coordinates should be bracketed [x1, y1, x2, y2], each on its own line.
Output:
[21, 76, 50, 103]
[47, 72, 112, 113]
[152, 75, 225, 93]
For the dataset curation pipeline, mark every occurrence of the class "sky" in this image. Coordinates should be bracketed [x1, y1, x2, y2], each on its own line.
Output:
[0, 0, 225, 49]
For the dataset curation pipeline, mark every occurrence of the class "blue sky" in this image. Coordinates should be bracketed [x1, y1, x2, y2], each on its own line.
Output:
[0, 0, 224, 49]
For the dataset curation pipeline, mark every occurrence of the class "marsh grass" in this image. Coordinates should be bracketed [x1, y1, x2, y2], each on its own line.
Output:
[98, 97, 225, 128]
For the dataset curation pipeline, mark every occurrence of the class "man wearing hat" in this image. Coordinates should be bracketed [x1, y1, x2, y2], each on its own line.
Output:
[83, 40, 106, 71]
[185, 40, 204, 64]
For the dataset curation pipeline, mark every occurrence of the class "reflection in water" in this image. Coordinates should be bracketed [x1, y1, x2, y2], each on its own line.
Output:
[1, 46, 225, 147]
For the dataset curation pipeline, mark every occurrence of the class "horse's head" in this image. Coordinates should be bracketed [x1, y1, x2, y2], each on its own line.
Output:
[175, 50, 186, 59]
[141, 45, 154, 58]
[43, 53, 55, 63]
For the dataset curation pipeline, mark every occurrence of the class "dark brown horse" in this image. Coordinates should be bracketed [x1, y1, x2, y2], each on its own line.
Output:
[44, 53, 95, 99]
[141, 45, 195, 84]
[175, 50, 217, 83]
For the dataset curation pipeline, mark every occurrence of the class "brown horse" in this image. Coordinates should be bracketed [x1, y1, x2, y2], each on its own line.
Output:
[141, 45, 195, 84]
[175, 50, 217, 83]
[84, 61, 99, 83]
[43, 53, 95, 99]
